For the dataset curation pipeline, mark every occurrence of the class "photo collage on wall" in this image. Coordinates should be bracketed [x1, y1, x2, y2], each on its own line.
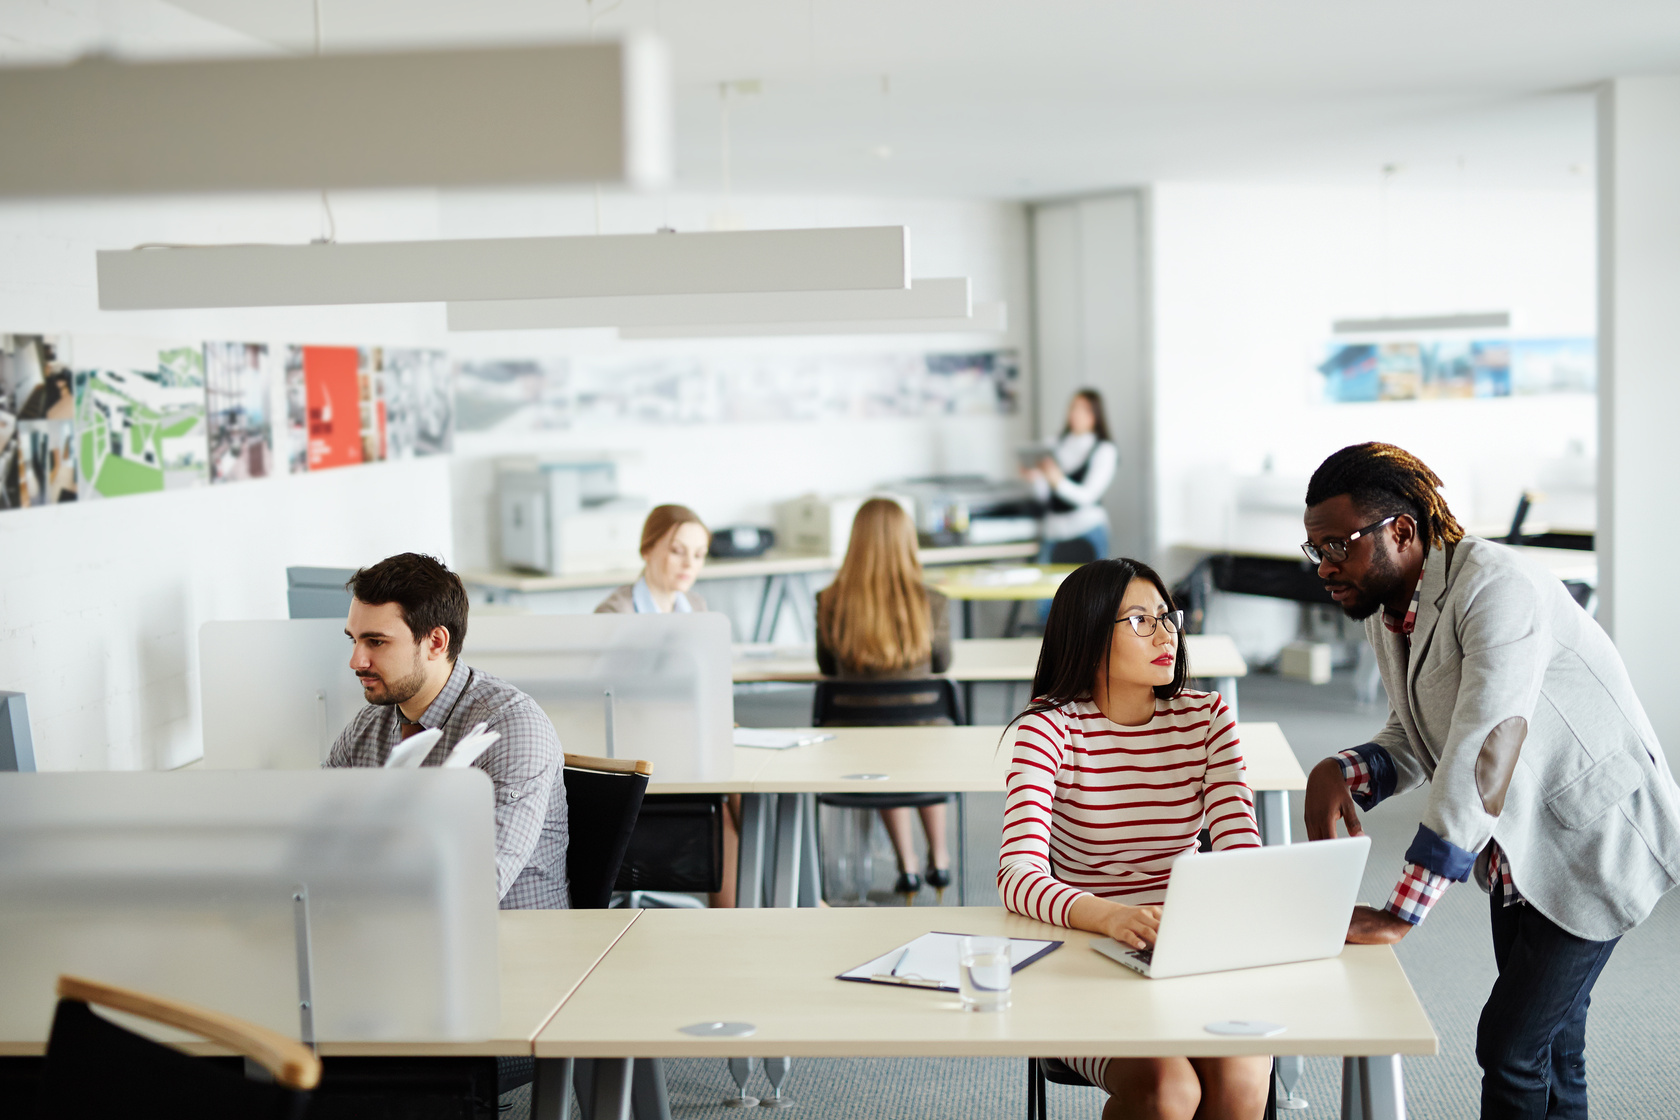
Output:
[452, 348, 1021, 434]
[1319, 337, 1595, 404]
[0, 333, 454, 515]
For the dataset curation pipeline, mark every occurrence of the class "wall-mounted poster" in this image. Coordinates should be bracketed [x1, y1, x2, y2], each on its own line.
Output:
[360, 348, 453, 460]
[72, 339, 208, 498]
[205, 341, 273, 483]
[1322, 336, 1585, 404]
[284, 346, 361, 471]
[0, 334, 78, 509]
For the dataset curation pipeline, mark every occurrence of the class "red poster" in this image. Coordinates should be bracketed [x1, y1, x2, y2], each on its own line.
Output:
[304, 346, 362, 471]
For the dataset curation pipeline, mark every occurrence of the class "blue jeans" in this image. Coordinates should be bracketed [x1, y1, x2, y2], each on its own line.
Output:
[1477, 891, 1619, 1119]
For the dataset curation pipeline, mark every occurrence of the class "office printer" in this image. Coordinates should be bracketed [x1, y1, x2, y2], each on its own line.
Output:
[892, 476, 1040, 547]
[497, 458, 647, 575]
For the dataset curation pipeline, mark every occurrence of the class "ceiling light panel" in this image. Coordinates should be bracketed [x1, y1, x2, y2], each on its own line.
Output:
[97, 227, 910, 310]
[446, 277, 969, 331]
[0, 40, 671, 196]
[618, 300, 1008, 339]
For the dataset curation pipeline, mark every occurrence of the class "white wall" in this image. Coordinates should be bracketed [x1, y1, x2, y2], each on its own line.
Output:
[1150, 179, 1598, 575]
[0, 186, 1032, 769]
[439, 190, 1034, 571]
[1598, 77, 1680, 766]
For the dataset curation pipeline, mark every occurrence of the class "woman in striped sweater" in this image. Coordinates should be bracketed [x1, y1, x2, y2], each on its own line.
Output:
[1000, 558, 1269, 1120]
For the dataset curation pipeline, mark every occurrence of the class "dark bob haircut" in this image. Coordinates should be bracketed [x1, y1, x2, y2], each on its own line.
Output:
[346, 553, 469, 661]
[1010, 557, 1189, 728]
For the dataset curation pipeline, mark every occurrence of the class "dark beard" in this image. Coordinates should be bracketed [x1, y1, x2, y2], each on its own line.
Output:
[1338, 539, 1408, 621]
[368, 653, 428, 706]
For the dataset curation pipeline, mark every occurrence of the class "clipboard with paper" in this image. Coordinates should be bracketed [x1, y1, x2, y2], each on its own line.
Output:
[836, 931, 1062, 991]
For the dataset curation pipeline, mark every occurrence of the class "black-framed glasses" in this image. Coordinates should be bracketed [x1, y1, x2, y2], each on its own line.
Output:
[1301, 515, 1397, 565]
[1114, 610, 1183, 637]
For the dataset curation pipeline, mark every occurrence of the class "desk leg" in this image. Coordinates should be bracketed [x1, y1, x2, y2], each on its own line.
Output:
[798, 793, 822, 907]
[531, 1057, 573, 1120]
[753, 575, 789, 643]
[632, 1057, 673, 1120]
[1212, 676, 1239, 720]
[737, 794, 769, 908]
[592, 1058, 634, 1120]
[960, 680, 976, 725]
[962, 599, 974, 640]
[771, 793, 804, 908]
[956, 792, 968, 907]
[1256, 790, 1291, 846]
[1341, 1055, 1405, 1120]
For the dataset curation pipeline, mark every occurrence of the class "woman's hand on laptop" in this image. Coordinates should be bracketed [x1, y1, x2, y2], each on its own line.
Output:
[1345, 905, 1410, 945]
[1102, 904, 1162, 950]
[1304, 757, 1365, 842]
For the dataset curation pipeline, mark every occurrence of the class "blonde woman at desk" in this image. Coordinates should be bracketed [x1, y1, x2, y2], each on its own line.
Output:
[595, 504, 711, 615]
[815, 497, 955, 901]
[596, 504, 738, 909]
[1000, 557, 1269, 1120]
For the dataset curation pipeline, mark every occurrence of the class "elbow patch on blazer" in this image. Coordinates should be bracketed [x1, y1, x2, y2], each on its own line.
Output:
[1475, 717, 1528, 816]
[1404, 824, 1477, 882]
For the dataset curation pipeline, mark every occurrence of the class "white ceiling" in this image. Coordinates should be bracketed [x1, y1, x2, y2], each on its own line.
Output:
[9, 0, 1679, 197]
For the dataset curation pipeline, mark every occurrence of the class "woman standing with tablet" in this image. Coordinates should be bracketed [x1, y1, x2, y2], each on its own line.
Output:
[815, 498, 955, 901]
[999, 558, 1269, 1120]
[1024, 388, 1118, 563]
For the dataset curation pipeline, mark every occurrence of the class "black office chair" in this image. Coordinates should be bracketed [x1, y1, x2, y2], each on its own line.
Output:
[1006, 537, 1102, 635]
[812, 678, 961, 904]
[35, 974, 318, 1120]
[1027, 1057, 1279, 1120]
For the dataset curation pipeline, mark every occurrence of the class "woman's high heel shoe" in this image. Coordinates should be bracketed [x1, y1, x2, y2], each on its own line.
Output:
[925, 865, 952, 903]
[894, 871, 922, 904]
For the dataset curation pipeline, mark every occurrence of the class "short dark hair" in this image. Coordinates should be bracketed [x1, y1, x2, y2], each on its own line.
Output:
[1010, 558, 1188, 731]
[347, 553, 469, 661]
[1305, 442, 1465, 553]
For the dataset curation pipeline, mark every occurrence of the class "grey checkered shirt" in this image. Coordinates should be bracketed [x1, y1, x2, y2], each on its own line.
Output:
[327, 660, 571, 909]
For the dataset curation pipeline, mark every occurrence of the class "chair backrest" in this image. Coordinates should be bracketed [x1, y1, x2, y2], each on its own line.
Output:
[38, 974, 317, 1120]
[615, 794, 726, 893]
[1048, 536, 1100, 565]
[812, 677, 961, 727]
[562, 754, 652, 909]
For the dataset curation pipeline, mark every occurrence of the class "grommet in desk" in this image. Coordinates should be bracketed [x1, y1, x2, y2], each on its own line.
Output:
[1203, 1019, 1285, 1037]
[679, 1021, 757, 1037]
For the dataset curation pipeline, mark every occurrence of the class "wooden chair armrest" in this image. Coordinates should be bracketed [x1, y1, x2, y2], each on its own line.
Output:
[563, 753, 653, 776]
[56, 974, 322, 1091]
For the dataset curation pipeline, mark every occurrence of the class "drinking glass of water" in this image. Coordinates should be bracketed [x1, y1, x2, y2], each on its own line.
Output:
[958, 936, 1012, 1012]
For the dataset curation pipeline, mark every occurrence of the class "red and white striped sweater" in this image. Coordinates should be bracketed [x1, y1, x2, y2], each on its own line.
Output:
[998, 691, 1261, 926]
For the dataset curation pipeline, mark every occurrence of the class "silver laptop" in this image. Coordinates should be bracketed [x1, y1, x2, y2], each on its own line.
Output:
[1091, 836, 1370, 979]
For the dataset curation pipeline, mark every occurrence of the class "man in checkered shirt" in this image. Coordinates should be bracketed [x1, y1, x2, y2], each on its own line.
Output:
[327, 553, 570, 909]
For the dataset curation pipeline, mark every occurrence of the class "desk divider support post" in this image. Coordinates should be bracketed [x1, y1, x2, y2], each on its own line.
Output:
[291, 885, 316, 1051]
[771, 793, 803, 907]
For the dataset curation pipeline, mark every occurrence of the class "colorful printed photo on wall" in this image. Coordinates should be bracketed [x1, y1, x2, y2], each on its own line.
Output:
[283, 345, 362, 471]
[369, 348, 453, 459]
[1512, 338, 1596, 395]
[1318, 344, 1379, 403]
[1, 334, 79, 509]
[71, 338, 208, 498]
[205, 341, 274, 483]
[1376, 342, 1422, 401]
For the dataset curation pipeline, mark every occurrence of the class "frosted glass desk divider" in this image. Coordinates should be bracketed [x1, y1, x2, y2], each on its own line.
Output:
[466, 613, 734, 781]
[200, 619, 371, 769]
[0, 770, 500, 1045]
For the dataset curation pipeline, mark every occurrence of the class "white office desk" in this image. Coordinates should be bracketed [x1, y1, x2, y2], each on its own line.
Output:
[0, 909, 640, 1060]
[532, 907, 1435, 1120]
[649, 722, 1306, 908]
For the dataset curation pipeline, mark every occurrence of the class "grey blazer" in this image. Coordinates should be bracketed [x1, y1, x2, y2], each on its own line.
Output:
[1355, 536, 1680, 940]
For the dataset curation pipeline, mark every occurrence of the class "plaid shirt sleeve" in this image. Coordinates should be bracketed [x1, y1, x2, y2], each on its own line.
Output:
[1384, 862, 1452, 924]
[470, 697, 564, 902]
[1336, 749, 1374, 804]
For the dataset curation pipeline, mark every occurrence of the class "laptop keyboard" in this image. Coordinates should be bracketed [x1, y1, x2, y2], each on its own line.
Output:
[1130, 947, 1154, 964]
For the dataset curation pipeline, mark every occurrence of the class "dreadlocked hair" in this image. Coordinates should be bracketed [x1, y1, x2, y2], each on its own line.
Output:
[1305, 442, 1466, 552]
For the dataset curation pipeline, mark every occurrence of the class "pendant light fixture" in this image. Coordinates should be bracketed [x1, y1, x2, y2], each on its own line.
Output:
[446, 277, 970, 332]
[96, 226, 911, 310]
[0, 39, 671, 196]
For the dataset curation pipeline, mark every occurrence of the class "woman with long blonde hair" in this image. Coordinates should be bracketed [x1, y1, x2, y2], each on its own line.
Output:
[815, 497, 953, 899]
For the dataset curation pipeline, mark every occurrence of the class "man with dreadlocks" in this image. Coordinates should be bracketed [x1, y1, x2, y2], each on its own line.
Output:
[1300, 441, 1680, 1119]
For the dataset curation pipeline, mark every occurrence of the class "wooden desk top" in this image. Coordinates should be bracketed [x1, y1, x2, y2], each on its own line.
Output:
[534, 907, 1437, 1059]
[0, 909, 640, 1059]
[463, 542, 1039, 595]
[647, 722, 1302, 796]
[926, 564, 1078, 601]
[731, 635, 1248, 684]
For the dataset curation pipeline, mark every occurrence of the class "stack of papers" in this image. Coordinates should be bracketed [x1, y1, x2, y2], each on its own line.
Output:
[732, 728, 836, 750]
[837, 931, 1062, 991]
